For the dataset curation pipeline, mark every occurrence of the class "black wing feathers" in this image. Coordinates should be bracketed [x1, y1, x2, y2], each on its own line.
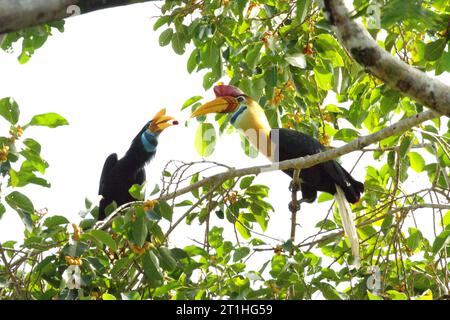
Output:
[274, 128, 363, 203]
[98, 153, 118, 220]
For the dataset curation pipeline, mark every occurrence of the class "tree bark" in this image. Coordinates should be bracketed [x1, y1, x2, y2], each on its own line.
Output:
[323, 0, 450, 117]
[0, 0, 157, 35]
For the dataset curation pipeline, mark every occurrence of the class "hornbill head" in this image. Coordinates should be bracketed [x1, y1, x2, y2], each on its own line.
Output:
[191, 84, 271, 134]
[148, 108, 178, 133]
[141, 108, 178, 152]
[191, 84, 273, 157]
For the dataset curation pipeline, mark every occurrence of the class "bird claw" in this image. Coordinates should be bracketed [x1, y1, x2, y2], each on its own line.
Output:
[288, 200, 301, 212]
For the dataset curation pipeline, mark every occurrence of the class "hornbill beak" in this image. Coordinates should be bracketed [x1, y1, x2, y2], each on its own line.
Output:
[190, 96, 239, 118]
[149, 108, 178, 133]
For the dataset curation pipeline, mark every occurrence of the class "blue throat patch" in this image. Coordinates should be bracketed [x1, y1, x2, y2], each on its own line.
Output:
[141, 132, 157, 152]
[230, 105, 247, 125]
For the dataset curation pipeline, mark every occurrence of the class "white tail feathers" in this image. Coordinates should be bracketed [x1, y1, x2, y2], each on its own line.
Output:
[334, 185, 360, 268]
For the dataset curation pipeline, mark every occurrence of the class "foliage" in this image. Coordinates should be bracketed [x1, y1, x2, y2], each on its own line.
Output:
[1, 0, 450, 300]
[1, 21, 64, 64]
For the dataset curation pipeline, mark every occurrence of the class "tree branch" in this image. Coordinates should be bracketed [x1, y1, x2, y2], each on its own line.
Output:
[323, 0, 450, 117]
[299, 203, 450, 249]
[0, 0, 159, 35]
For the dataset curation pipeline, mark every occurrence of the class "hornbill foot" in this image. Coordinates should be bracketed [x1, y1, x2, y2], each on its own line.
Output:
[288, 200, 301, 212]
[288, 198, 313, 212]
[289, 180, 301, 193]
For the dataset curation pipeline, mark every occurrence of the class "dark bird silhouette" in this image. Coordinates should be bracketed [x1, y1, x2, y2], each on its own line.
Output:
[98, 109, 177, 220]
[191, 84, 364, 265]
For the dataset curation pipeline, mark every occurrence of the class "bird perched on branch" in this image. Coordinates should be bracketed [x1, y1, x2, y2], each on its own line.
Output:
[98, 108, 178, 220]
[191, 84, 364, 266]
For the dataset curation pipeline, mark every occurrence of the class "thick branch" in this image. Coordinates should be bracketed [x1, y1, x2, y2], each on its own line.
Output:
[97, 109, 438, 229]
[323, 0, 450, 117]
[0, 0, 158, 35]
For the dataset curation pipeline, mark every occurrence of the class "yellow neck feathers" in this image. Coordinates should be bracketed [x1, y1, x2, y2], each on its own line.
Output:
[232, 100, 274, 159]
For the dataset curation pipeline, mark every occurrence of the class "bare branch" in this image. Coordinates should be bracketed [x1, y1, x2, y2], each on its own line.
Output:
[0, 0, 159, 35]
[298, 203, 450, 249]
[323, 0, 450, 117]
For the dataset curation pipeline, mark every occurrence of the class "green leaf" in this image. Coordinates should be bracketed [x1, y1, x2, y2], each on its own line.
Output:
[20, 148, 48, 174]
[239, 176, 255, 189]
[235, 214, 251, 239]
[159, 28, 173, 47]
[181, 96, 203, 110]
[318, 193, 334, 203]
[270, 255, 286, 277]
[442, 211, 450, 227]
[424, 39, 446, 61]
[195, 123, 216, 157]
[334, 128, 360, 142]
[43, 215, 69, 228]
[367, 290, 383, 300]
[132, 215, 148, 247]
[111, 256, 133, 279]
[432, 230, 450, 255]
[399, 135, 413, 158]
[102, 293, 116, 300]
[246, 44, 262, 70]
[314, 66, 333, 90]
[153, 16, 170, 31]
[5, 191, 34, 214]
[315, 219, 337, 230]
[381, 214, 394, 235]
[202, 71, 219, 90]
[0, 203, 5, 219]
[209, 226, 224, 248]
[387, 290, 407, 300]
[296, 0, 311, 22]
[89, 230, 117, 251]
[246, 185, 269, 198]
[264, 66, 278, 87]
[172, 32, 186, 55]
[408, 152, 425, 172]
[201, 41, 220, 68]
[154, 201, 173, 221]
[28, 113, 68, 128]
[407, 228, 423, 251]
[129, 183, 145, 201]
[187, 49, 199, 74]
[142, 251, 164, 288]
[22, 138, 41, 153]
[157, 247, 178, 272]
[319, 282, 344, 300]
[0, 97, 19, 124]
[233, 247, 250, 262]
[436, 51, 450, 75]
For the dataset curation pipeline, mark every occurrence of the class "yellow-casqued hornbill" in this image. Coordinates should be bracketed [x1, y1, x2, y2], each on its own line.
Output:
[191, 85, 364, 265]
[98, 108, 178, 220]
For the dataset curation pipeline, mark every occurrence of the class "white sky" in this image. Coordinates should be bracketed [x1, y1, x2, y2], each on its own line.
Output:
[0, 2, 443, 273]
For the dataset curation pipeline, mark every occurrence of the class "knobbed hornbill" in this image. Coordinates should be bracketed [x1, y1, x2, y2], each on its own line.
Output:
[191, 85, 364, 266]
[98, 108, 178, 220]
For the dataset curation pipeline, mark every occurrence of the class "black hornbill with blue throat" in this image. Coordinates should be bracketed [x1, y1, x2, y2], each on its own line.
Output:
[191, 85, 364, 265]
[98, 108, 178, 220]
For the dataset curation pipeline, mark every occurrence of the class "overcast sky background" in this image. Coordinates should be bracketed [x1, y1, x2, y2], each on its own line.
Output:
[0, 2, 440, 272]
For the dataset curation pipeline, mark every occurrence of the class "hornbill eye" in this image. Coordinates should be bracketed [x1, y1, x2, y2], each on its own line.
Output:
[236, 96, 245, 103]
